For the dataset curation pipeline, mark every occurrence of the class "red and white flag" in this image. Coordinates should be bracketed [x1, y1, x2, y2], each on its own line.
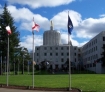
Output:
[32, 18, 40, 32]
[6, 26, 11, 35]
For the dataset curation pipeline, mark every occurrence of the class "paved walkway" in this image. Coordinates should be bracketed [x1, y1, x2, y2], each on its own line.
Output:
[0, 88, 68, 92]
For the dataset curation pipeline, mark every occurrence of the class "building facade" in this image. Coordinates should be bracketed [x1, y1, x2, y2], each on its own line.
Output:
[35, 45, 74, 70]
[34, 21, 105, 73]
[81, 31, 105, 73]
[35, 21, 75, 70]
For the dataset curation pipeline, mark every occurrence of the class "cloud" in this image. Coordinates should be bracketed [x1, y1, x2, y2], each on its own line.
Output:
[7, 5, 33, 22]
[19, 35, 43, 51]
[8, 6, 105, 48]
[7, 0, 75, 8]
[51, 10, 105, 40]
[75, 17, 105, 38]
[99, 14, 105, 18]
[51, 10, 82, 30]
[7, 5, 50, 31]
[4, 5, 105, 51]
[61, 32, 82, 46]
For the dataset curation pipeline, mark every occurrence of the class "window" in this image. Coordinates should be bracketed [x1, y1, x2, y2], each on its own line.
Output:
[78, 49, 80, 52]
[67, 52, 69, 56]
[74, 47, 76, 50]
[96, 39, 97, 43]
[56, 47, 58, 50]
[61, 58, 64, 62]
[50, 47, 52, 50]
[96, 54, 98, 59]
[96, 46, 97, 50]
[89, 43, 91, 47]
[61, 47, 63, 50]
[94, 40, 95, 44]
[103, 37, 105, 41]
[75, 58, 76, 62]
[44, 53, 47, 56]
[37, 53, 39, 56]
[50, 53, 52, 56]
[56, 53, 58, 56]
[103, 44, 105, 48]
[67, 47, 69, 50]
[78, 54, 80, 57]
[94, 47, 95, 51]
[74, 53, 76, 56]
[44, 47, 47, 50]
[61, 53, 64, 56]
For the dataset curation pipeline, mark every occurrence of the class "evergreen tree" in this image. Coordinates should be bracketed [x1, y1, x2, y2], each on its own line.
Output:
[101, 44, 105, 66]
[0, 4, 20, 74]
[0, 4, 32, 75]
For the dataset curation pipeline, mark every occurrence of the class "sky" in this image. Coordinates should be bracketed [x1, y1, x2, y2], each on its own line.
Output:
[0, 0, 105, 51]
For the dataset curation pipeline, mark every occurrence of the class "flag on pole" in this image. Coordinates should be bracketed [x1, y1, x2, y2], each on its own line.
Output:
[46, 61, 49, 65]
[68, 14, 73, 35]
[33, 61, 36, 65]
[6, 26, 11, 35]
[32, 17, 40, 31]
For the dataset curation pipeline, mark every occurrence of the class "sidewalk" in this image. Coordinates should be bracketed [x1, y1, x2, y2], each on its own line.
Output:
[0, 88, 81, 92]
[0, 88, 63, 92]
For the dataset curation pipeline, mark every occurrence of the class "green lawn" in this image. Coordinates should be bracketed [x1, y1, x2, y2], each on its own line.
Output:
[0, 74, 105, 92]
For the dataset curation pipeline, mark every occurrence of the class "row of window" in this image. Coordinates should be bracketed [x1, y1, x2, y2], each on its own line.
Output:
[36, 47, 70, 50]
[83, 54, 98, 62]
[74, 47, 81, 52]
[83, 39, 97, 50]
[83, 37, 105, 50]
[84, 63, 96, 68]
[37, 47, 80, 51]
[83, 46, 97, 56]
[36, 52, 69, 56]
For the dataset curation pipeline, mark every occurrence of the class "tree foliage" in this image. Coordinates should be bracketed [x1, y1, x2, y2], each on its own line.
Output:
[101, 44, 105, 66]
[0, 4, 32, 74]
[0, 4, 20, 62]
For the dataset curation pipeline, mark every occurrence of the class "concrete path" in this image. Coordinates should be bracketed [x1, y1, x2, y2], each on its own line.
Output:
[0, 88, 67, 92]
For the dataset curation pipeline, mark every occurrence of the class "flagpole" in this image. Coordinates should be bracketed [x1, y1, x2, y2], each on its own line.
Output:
[0, 51, 2, 75]
[68, 33, 72, 90]
[7, 34, 9, 86]
[32, 17, 39, 88]
[68, 11, 72, 91]
[32, 31, 34, 88]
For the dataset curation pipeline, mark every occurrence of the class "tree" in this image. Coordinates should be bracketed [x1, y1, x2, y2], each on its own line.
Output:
[101, 44, 105, 66]
[18, 47, 32, 74]
[10, 46, 31, 75]
[0, 4, 20, 74]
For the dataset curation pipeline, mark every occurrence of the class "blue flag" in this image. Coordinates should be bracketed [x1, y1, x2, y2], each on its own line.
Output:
[28, 61, 31, 65]
[68, 15, 73, 35]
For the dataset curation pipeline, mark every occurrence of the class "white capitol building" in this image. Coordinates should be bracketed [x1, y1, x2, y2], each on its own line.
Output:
[34, 21, 105, 74]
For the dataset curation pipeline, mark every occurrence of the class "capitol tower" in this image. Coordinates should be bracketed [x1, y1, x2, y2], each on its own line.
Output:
[43, 21, 61, 45]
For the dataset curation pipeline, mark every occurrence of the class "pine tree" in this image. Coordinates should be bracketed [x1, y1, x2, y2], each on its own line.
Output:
[101, 44, 105, 66]
[0, 4, 20, 74]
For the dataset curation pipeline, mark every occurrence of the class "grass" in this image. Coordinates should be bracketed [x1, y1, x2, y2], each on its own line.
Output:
[0, 74, 105, 92]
